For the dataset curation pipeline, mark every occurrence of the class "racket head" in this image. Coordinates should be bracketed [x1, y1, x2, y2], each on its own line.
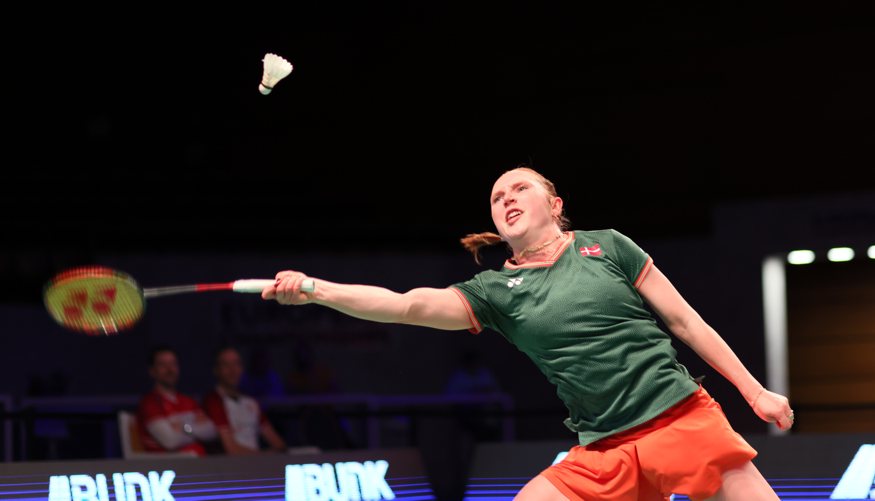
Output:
[43, 266, 145, 335]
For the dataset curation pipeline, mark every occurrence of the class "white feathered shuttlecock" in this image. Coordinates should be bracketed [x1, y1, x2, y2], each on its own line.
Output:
[259, 53, 293, 95]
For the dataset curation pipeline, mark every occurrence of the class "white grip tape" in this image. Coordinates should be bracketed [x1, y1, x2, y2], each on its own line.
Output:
[232, 279, 316, 293]
[232, 279, 276, 293]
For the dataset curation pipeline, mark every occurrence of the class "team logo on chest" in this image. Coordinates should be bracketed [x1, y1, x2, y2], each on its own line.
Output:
[580, 244, 602, 257]
[507, 277, 524, 288]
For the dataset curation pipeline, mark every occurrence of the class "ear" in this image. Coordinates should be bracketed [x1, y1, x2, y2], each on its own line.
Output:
[551, 196, 564, 217]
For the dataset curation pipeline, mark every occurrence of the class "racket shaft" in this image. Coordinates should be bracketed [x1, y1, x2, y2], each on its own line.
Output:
[143, 284, 227, 298]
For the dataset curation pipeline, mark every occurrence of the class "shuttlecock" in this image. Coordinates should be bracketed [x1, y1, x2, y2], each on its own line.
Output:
[259, 53, 293, 95]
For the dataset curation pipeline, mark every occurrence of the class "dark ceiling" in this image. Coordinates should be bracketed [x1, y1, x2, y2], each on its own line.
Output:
[3, 2, 873, 256]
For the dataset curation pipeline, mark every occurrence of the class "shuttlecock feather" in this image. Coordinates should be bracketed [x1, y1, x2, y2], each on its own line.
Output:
[259, 53, 293, 95]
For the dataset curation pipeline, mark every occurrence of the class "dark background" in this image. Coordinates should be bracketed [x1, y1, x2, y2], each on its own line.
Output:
[0, 0, 873, 479]
[3, 2, 873, 260]
[1, 5, 873, 498]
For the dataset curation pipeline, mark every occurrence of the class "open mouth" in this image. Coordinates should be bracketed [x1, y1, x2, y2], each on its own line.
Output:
[506, 209, 523, 224]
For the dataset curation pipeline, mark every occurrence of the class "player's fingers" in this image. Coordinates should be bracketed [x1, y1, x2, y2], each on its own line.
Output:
[277, 273, 299, 292]
[274, 270, 298, 291]
[276, 273, 309, 304]
[274, 275, 294, 304]
[289, 275, 314, 302]
[275, 270, 296, 281]
[291, 274, 307, 294]
[775, 411, 794, 430]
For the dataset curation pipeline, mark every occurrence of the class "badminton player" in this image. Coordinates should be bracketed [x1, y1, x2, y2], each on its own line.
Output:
[263, 167, 792, 500]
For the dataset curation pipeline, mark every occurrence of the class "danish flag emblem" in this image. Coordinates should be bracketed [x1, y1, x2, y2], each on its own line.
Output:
[580, 244, 602, 257]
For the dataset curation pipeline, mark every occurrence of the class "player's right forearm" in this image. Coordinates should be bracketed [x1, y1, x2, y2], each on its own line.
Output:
[310, 280, 409, 324]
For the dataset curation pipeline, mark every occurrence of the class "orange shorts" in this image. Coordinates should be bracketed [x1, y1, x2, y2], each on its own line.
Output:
[540, 386, 757, 501]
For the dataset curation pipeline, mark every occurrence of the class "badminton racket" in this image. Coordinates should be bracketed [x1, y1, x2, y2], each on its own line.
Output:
[43, 266, 314, 335]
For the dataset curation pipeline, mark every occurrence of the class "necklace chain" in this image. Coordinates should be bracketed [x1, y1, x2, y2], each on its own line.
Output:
[516, 233, 564, 260]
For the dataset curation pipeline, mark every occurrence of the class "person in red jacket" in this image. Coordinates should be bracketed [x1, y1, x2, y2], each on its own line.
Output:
[136, 346, 216, 455]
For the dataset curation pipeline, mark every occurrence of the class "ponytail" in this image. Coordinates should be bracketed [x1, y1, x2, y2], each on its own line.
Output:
[460, 232, 503, 265]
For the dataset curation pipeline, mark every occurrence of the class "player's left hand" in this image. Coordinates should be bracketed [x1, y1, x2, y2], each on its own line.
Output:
[751, 389, 794, 430]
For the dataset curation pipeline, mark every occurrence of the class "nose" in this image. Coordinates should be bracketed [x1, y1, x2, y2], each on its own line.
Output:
[503, 194, 516, 207]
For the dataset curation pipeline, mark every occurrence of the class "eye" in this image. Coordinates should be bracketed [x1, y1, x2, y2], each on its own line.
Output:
[492, 194, 503, 203]
[517, 185, 528, 192]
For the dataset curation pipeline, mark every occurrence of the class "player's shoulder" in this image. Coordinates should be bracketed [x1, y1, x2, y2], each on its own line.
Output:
[572, 228, 619, 242]
[475, 268, 508, 279]
[456, 269, 501, 291]
[456, 268, 519, 294]
[573, 229, 639, 258]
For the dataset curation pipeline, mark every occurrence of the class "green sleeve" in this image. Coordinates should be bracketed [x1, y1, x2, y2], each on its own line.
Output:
[608, 229, 654, 287]
[450, 274, 498, 334]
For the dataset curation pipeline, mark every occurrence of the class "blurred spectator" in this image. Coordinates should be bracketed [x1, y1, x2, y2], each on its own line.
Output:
[136, 346, 216, 456]
[203, 346, 287, 454]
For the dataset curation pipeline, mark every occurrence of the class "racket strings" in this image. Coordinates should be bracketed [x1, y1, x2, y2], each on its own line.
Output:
[44, 270, 145, 335]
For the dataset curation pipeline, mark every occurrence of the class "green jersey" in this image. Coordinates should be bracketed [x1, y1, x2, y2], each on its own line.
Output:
[452, 229, 699, 446]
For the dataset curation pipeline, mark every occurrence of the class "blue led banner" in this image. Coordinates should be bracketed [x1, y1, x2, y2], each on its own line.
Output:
[0, 448, 434, 501]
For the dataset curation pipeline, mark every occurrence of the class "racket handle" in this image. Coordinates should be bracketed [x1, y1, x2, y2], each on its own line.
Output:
[231, 279, 316, 293]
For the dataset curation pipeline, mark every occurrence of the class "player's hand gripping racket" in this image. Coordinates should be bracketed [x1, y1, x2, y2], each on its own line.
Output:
[43, 266, 315, 335]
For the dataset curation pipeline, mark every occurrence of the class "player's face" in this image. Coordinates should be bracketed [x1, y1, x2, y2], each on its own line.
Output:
[490, 170, 559, 243]
[215, 349, 244, 388]
[150, 351, 179, 389]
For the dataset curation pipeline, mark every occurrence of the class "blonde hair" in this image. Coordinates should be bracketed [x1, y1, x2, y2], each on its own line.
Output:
[460, 167, 571, 264]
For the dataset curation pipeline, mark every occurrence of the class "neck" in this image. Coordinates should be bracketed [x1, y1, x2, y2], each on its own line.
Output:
[218, 384, 239, 398]
[513, 231, 565, 263]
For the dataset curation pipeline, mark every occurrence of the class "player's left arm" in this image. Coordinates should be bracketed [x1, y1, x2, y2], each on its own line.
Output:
[637, 264, 793, 429]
